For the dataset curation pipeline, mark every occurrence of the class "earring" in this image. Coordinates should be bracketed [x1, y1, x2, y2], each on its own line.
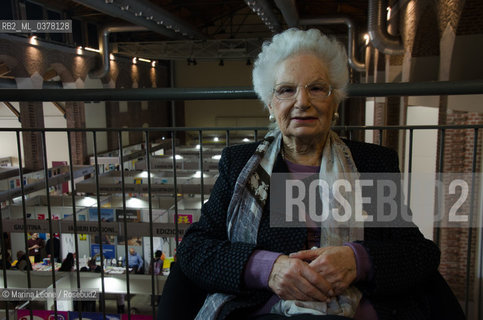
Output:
[269, 114, 276, 122]
[332, 112, 339, 125]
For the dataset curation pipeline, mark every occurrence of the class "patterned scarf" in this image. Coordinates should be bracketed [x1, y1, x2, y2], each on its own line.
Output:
[195, 129, 363, 320]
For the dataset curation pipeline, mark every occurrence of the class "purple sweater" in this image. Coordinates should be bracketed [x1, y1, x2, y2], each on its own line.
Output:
[243, 159, 377, 319]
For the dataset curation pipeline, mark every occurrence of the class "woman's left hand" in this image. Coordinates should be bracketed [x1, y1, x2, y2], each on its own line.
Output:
[290, 246, 357, 296]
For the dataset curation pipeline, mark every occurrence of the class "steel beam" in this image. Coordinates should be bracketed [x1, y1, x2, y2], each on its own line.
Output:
[0, 80, 482, 101]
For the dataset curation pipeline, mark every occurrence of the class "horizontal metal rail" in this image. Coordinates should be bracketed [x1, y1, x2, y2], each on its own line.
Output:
[0, 124, 483, 133]
[0, 80, 483, 101]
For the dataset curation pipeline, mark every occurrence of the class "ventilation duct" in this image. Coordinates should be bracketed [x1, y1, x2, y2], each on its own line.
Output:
[300, 17, 366, 72]
[368, 0, 404, 55]
[90, 25, 148, 79]
[273, 1, 365, 72]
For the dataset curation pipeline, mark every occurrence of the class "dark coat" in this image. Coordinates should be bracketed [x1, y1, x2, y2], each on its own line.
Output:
[177, 140, 444, 320]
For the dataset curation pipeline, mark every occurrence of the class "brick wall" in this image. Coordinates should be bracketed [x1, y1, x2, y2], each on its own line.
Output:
[105, 59, 172, 150]
[20, 101, 45, 171]
[456, 0, 483, 35]
[65, 101, 87, 165]
[437, 0, 466, 37]
[438, 111, 483, 300]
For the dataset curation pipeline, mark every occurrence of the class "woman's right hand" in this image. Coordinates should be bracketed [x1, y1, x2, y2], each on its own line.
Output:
[268, 255, 334, 302]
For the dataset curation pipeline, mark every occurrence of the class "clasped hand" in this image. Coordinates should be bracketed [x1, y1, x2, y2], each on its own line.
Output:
[268, 246, 357, 302]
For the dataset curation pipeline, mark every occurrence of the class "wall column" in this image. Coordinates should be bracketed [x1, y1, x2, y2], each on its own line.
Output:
[17, 72, 45, 171]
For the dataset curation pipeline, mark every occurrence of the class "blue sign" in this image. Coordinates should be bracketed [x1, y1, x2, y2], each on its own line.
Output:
[91, 244, 116, 259]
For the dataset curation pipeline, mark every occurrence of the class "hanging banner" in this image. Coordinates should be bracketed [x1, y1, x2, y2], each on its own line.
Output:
[3, 219, 190, 237]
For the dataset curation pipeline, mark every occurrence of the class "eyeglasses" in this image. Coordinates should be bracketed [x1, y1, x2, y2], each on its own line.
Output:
[273, 81, 332, 100]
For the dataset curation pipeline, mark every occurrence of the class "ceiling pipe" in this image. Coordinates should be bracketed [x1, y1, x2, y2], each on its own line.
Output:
[274, 0, 298, 27]
[90, 25, 148, 79]
[368, 0, 404, 55]
[299, 17, 366, 72]
[71, 0, 204, 40]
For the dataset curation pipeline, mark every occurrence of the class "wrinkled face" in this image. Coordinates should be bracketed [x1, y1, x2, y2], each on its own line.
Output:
[268, 53, 336, 141]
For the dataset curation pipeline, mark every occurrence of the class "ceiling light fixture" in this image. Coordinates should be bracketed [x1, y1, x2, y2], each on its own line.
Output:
[84, 47, 100, 53]
[132, 57, 137, 64]
[29, 35, 38, 45]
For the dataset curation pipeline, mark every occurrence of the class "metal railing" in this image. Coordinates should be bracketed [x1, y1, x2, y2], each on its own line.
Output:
[0, 124, 481, 319]
[1, 78, 483, 319]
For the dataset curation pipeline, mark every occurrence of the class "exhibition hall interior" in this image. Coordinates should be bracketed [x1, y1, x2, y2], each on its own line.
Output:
[0, 0, 482, 319]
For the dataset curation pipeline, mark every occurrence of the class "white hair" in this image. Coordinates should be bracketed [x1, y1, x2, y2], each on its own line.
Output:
[252, 28, 349, 107]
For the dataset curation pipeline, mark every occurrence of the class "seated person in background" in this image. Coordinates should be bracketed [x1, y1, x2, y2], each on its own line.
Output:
[27, 233, 44, 263]
[159, 28, 464, 320]
[149, 250, 164, 275]
[125, 248, 143, 274]
[80, 258, 101, 273]
[15, 251, 31, 271]
[59, 252, 75, 271]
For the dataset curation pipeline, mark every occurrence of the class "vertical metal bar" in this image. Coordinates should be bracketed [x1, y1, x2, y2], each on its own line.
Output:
[348, 129, 353, 141]
[170, 60, 176, 128]
[66, 131, 83, 319]
[378, 129, 383, 146]
[478, 208, 483, 320]
[254, 129, 258, 142]
[407, 129, 414, 209]
[171, 131, 180, 247]
[92, 131, 106, 317]
[118, 131, 132, 319]
[40, 131, 58, 318]
[434, 129, 445, 246]
[198, 130, 205, 204]
[15, 131, 33, 318]
[464, 128, 478, 318]
[145, 131, 157, 317]
[226, 130, 230, 147]
[0, 201, 8, 320]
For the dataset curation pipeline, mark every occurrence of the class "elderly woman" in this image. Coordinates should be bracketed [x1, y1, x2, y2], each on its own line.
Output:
[160, 29, 461, 320]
